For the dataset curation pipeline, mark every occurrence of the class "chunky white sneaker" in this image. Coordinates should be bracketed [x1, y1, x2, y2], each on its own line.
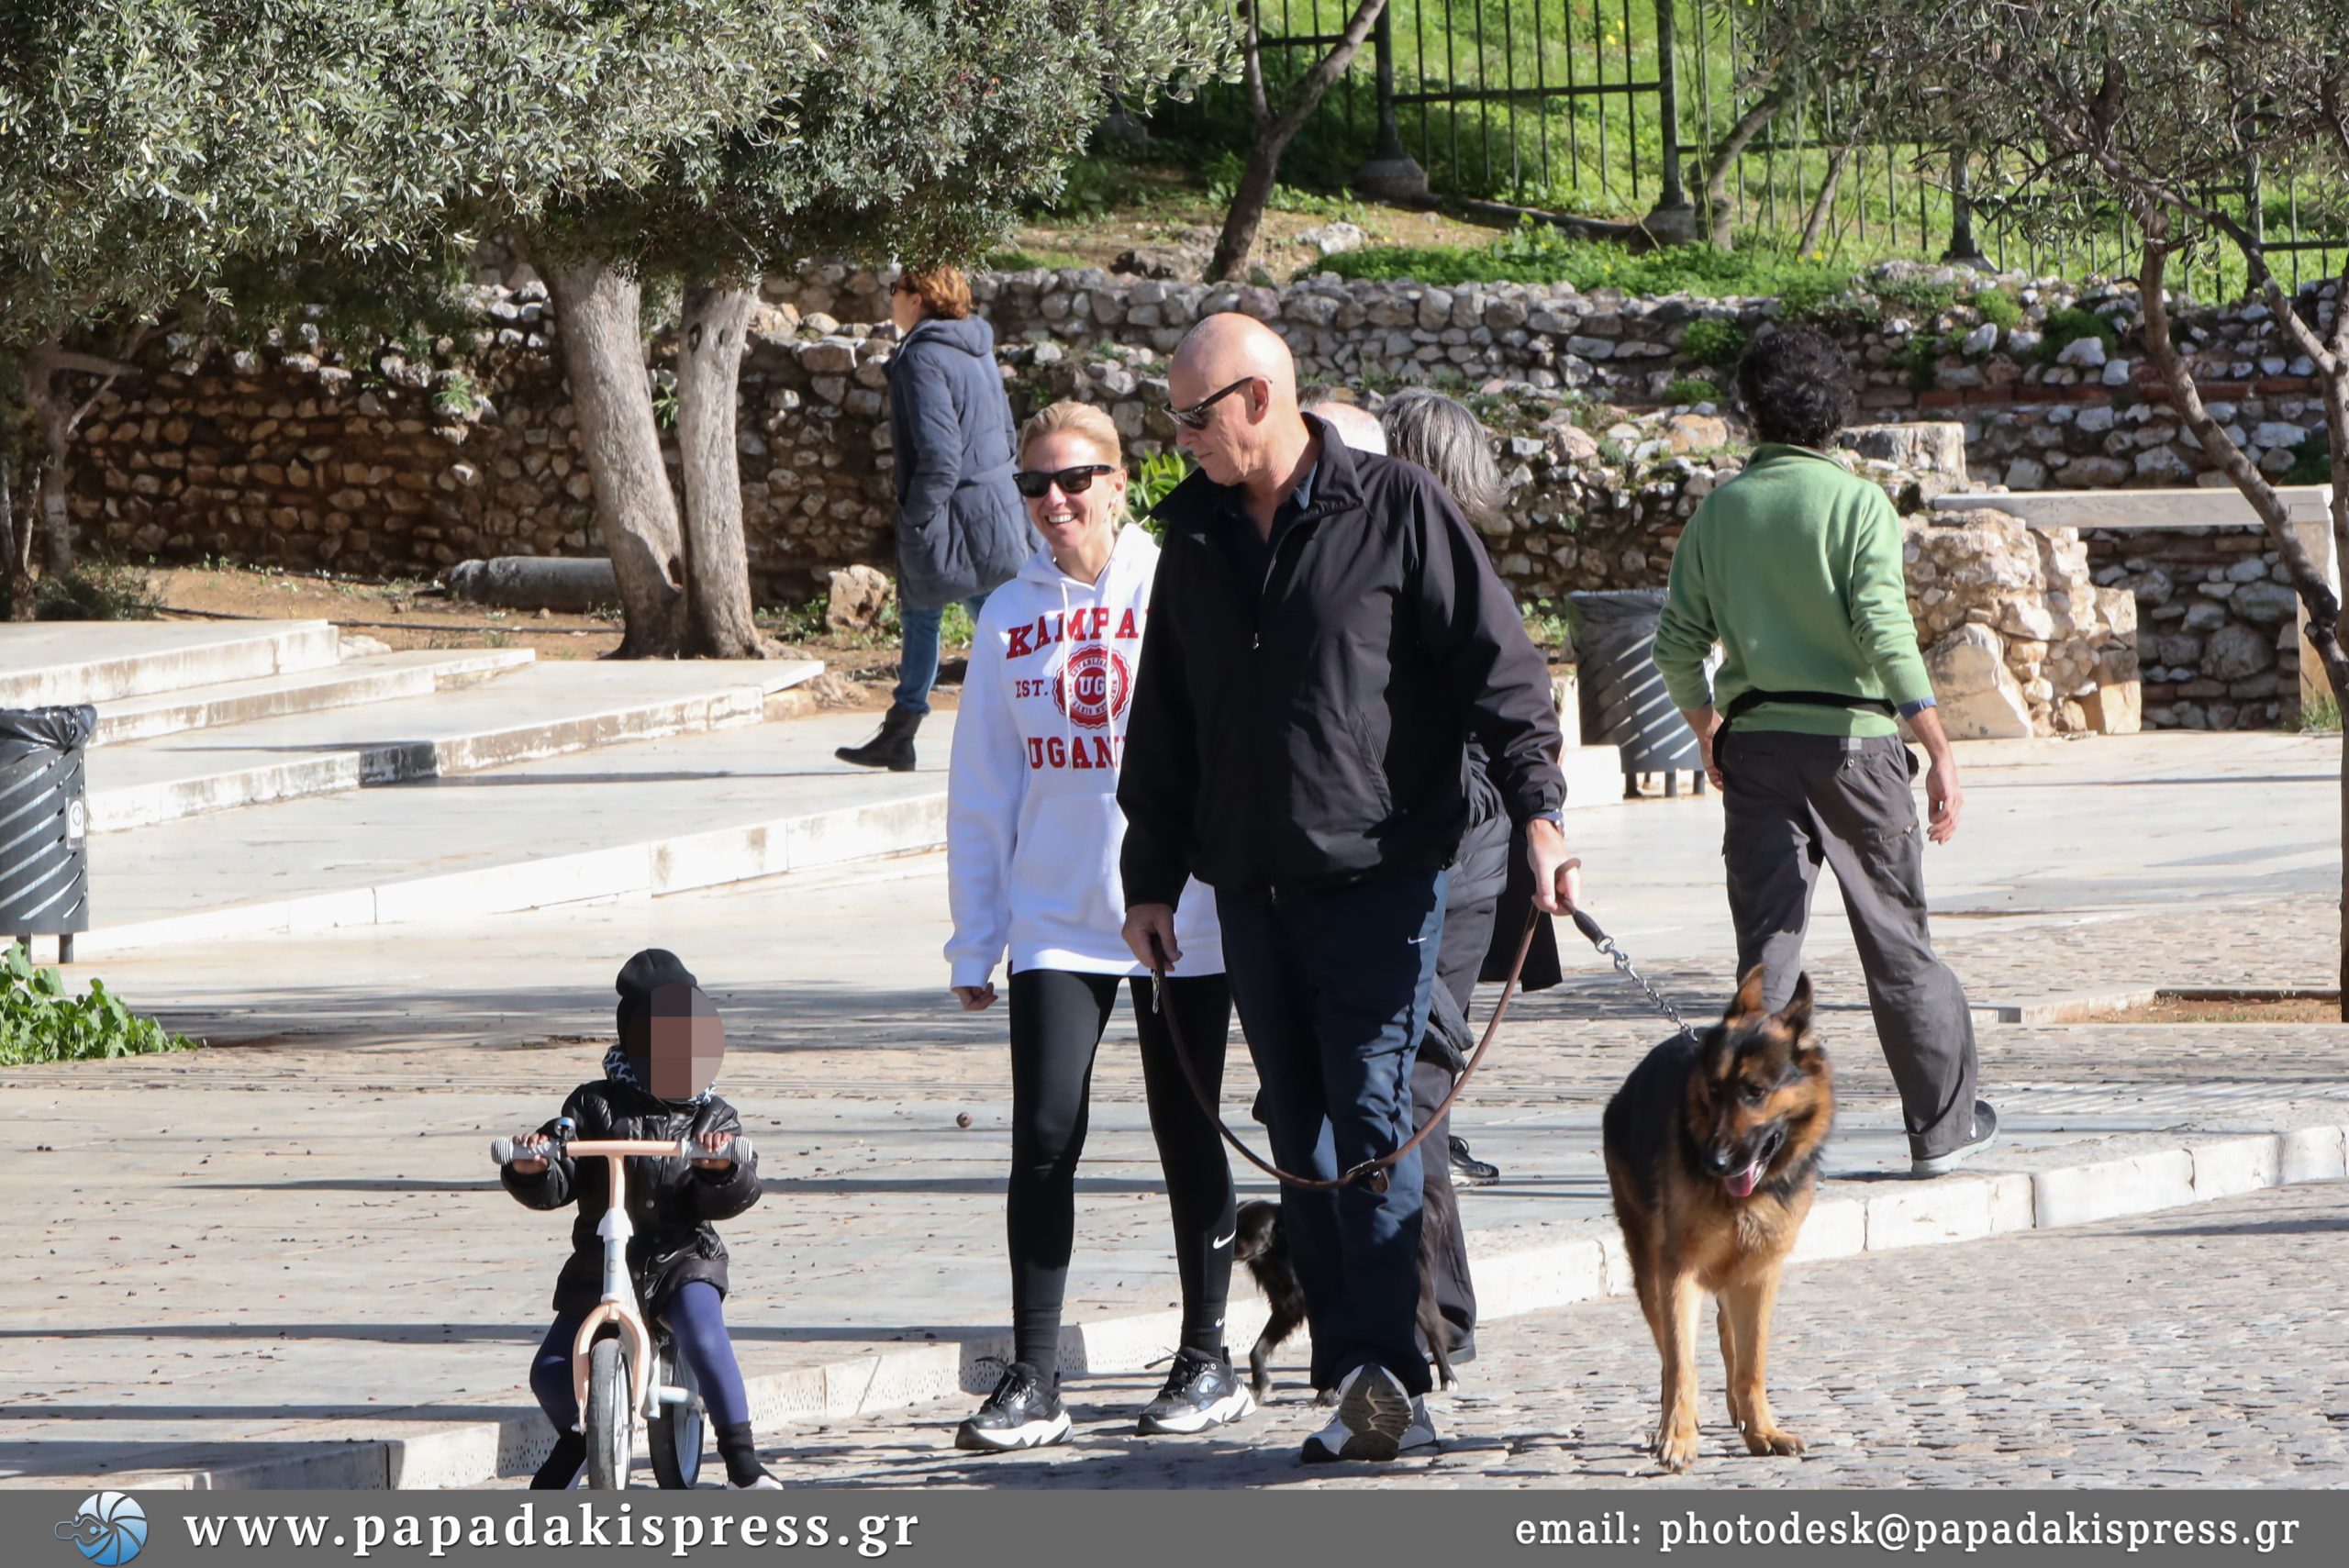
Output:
[953, 1362, 1073, 1452]
[1300, 1364, 1415, 1463]
[1136, 1347, 1257, 1436]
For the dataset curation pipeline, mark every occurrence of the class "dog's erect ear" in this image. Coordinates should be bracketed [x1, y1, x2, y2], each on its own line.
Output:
[1776, 972, 1815, 1036]
[1724, 963, 1770, 1025]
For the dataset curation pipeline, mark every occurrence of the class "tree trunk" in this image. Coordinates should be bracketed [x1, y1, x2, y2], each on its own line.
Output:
[674, 284, 767, 659]
[542, 256, 687, 658]
[2141, 235, 2349, 1018]
[1798, 142, 1856, 259]
[1702, 76, 1794, 252]
[1209, 130, 1300, 282]
[0, 431, 24, 621]
[1208, 0, 1387, 283]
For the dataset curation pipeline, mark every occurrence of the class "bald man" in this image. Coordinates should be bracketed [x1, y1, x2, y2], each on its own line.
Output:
[1118, 314, 1577, 1464]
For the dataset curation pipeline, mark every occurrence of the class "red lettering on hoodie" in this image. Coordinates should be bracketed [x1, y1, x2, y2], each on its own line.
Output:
[1116, 607, 1139, 640]
[1007, 624, 1032, 659]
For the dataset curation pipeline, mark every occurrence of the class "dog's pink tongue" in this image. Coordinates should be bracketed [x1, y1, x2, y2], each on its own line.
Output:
[1724, 1162, 1763, 1198]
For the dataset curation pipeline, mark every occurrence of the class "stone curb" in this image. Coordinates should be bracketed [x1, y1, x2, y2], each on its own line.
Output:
[72, 792, 951, 957]
[38, 1117, 2347, 1491]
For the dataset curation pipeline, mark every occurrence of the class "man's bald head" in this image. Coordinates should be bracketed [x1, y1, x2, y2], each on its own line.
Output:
[1167, 313, 1313, 492]
[1171, 312, 1298, 407]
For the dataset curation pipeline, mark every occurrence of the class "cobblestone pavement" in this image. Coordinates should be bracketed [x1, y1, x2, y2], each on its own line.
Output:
[749, 1182, 2349, 1490]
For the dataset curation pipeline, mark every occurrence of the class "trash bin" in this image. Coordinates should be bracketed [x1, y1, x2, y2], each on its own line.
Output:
[0, 704, 96, 962]
[1568, 591, 1705, 796]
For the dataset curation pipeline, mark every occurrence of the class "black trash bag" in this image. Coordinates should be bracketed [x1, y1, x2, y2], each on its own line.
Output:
[0, 705, 97, 751]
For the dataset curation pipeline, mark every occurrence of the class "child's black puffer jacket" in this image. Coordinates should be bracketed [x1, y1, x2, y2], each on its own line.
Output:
[501, 1080, 762, 1317]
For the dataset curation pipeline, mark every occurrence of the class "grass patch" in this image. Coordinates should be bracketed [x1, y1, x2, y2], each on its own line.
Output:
[985, 249, 1089, 273]
[2304, 692, 2342, 733]
[0, 944, 198, 1066]
[1661, 376, 1721, 406]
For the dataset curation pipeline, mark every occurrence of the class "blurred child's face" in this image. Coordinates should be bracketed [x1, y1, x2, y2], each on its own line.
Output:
[635, 984, 725, 1098]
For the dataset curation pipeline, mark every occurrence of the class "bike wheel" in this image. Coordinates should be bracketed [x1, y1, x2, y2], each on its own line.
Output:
[584, 1335, 634, 1489]
[646, 1339, 707, 1490]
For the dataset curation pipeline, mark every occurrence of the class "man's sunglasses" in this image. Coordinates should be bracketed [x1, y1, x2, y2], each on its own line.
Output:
[1166, 376, 1258, 430]
[1013, 463, 1117, 498]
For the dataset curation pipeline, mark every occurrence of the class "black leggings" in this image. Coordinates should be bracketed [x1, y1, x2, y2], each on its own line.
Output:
[1007, 969, 1236, 1381]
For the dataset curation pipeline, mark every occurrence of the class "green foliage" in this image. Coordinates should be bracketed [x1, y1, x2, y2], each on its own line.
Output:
[2037, 306, 2121, 364]
[1520, 597, 1582, 651]
[21, 561, 162, 622]
[1662, 377, 1721, 406]
[1889, 331, 1963, 392]
[1968, 287, 2025, 330]
[0, 943, 197, 1066]
[432, 371, 482, 421]
[2304, 692, 2343, 734]
[2285, 429, 2333, 487]
[1321, 228, 1858, 309]
[939, 601, 975, 649]
[1677, 318, 1749, 371]
[1870, 276, 1961, 317]
[1130, 450, 1192, 523]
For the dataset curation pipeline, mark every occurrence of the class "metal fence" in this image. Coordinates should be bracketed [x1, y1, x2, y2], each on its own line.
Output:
[1227, 0, 2344, 299]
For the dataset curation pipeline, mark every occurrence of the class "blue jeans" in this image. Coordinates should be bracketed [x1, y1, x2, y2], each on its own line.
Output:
[893, 594, 990, 717]
[1218, 867, 1448, 1397]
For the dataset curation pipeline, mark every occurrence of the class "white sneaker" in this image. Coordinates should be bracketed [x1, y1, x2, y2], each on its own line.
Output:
[1398, 1395, 1441, 1453]
[729, 1473, 785, 1490]
[1300, 1364, 1415, 1463]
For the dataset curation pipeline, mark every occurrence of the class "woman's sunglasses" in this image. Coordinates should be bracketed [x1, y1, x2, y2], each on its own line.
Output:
[1013, 463, 1117, 498]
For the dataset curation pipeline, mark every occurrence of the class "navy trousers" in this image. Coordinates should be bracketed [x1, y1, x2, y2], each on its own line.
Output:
[1218, 867, 1447, 1397]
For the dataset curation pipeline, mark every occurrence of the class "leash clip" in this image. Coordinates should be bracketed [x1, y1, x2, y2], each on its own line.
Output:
[1341, 1159, 1390, 1195]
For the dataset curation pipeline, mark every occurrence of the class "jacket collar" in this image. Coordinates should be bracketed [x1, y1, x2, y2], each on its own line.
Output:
[1149, 410, 1368, 538]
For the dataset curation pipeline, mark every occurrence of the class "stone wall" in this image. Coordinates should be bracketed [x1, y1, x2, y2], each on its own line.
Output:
[767, 259, 2341, 488]
[2085, 530, 2303, 730]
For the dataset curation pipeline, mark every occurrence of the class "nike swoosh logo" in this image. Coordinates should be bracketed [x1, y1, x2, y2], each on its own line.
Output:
[1211, 1230, 1236, 1250]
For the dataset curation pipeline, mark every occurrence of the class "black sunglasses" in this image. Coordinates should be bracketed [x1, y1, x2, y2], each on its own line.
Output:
[1014, 463, 1117, 498]
[1166, 376, 1258, 430]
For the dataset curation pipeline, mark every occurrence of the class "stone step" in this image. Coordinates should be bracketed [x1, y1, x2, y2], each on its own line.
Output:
[73, 707, 947, 954]
[0, 619, 342, 708]
[93, 647, 538, 746]
[83, 659, 822, 832]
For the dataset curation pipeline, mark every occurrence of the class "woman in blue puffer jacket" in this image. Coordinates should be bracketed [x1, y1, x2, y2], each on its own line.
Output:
[836, 263, 1030, 773]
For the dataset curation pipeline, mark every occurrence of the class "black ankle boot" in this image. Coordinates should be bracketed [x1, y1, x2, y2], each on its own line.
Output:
[715, 1419, 780, 1488]
[834, 706, 922, 772]
[530, 1432, 585, 1489]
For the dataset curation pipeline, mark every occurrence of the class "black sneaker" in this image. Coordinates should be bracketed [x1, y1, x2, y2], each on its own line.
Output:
[1135, 1347, 1257, 1436]
[1449, 1135, 1500, 1185]
[1911, 1099, 2000, 1177]
[952, 1362, 1072, 1452]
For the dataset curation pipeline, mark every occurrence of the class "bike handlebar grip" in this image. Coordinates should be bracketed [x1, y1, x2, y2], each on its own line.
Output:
[491, 1137, 516, 1165]
[1568, 906, 1608, 947]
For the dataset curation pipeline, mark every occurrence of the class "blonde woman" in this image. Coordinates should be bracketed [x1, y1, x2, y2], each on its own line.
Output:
[942, 402, 1250, 1450]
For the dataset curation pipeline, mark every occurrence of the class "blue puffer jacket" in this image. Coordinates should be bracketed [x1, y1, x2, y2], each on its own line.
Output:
[885, 315, 1030, 610]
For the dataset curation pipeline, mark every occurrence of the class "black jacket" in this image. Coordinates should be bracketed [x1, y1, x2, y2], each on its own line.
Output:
[502, 1079, 761, 1318]
[885, 315, 1030, 610]
[1119, 418, 1564, 906]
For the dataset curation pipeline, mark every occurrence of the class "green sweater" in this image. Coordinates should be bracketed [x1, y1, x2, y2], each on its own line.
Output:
[1653, 444, 1934, 739]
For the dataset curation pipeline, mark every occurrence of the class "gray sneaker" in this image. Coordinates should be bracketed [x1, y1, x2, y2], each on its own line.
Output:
[1301, 1364, 1415, 1463]
[1911, 1099, 1999, 1177]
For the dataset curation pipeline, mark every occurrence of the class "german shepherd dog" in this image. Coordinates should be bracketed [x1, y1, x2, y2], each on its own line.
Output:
[1232, 1175, 1462, 1403]
[1602, 965, 1832, 1472]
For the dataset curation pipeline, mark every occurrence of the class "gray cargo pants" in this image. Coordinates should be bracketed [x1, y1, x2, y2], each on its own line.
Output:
[1718, 728, 1978, 1161]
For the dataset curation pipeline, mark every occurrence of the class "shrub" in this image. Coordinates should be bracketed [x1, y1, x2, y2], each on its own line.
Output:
[2285, 429, 2332, 486]
[2038, 306, 2121, 364]
[0, 944, 198, 1065]
[1662, 376, 1721, 406]
[1130, 450, 1191, 524]
[1968, 287, 2024, 329]
[31, 561, 162, 621]
[1678, 317, 1748, 370]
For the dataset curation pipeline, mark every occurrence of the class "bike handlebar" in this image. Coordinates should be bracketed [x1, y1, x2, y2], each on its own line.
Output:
[490, 1134, 755, 1167]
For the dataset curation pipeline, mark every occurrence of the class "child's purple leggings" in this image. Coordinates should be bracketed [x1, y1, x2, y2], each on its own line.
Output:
[530, 1280, 751, 1432]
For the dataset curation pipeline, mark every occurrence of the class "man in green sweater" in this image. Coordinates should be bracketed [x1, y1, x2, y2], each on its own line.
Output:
[1653, 328, 1997, 1177]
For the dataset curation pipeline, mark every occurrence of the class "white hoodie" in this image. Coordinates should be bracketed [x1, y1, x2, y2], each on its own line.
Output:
[945, 524, 1223, 986]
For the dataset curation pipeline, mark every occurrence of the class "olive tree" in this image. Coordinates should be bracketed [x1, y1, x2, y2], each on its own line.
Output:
[1781, 0, 2349, 1005]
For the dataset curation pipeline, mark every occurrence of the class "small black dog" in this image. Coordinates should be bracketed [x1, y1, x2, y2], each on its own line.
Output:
[1232, 1179, 1461, 1402]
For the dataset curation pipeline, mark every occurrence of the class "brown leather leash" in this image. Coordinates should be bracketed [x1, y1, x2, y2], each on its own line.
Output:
[1148, 904, 1551, 1194]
